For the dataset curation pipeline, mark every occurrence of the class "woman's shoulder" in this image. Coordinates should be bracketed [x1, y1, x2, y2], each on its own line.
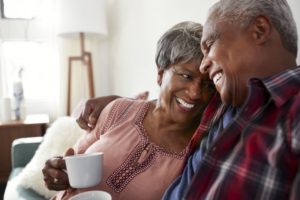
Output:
[97, 98, 150, 134]
[111, 97, 150, 111]
[102, 97, 149, 120]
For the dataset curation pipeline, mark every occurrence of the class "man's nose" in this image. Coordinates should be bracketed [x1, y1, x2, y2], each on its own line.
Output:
[200, 56, 211, 74]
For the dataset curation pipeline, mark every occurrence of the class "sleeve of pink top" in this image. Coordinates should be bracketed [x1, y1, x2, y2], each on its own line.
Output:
[73, 100, 117, 154]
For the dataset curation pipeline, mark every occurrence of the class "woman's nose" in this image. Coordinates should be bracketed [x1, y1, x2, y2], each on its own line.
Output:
[186, 81, 201, 100]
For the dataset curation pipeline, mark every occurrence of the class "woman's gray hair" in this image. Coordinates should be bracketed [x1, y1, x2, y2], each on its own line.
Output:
[208, 0, 298, 56]
[155, 21, 203, 69]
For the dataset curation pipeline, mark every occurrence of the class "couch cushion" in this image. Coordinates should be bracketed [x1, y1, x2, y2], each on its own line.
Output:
[16, 116, 85, 199]
[8, 167, 23, 180]
[4, 168, 46, 200]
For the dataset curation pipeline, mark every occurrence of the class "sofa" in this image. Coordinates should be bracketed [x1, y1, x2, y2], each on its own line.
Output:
[4, 94, 148, 199]
[4, 136, 47, 200]
[4, 117, 85, 200]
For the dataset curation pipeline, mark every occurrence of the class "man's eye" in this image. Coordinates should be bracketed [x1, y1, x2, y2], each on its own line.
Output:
[207, 41, 213, 50]
[206, 39, 216, 51]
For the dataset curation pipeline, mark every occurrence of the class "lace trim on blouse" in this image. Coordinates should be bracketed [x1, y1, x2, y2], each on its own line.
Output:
[106, 100, 189, 192]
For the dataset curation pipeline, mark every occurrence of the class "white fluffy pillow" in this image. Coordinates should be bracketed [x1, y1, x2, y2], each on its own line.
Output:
[17, 116, 85, 198]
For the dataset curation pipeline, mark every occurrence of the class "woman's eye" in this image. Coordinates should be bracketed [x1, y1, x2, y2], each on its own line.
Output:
[181, 74, 192, 80]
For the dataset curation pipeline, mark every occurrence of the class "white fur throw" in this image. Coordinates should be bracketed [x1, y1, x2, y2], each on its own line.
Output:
[17, 116, 85, 198]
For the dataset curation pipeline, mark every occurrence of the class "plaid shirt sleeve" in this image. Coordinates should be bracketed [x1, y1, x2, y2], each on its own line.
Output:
[184, 67, 300, 200]
[290, 92, 300, 200]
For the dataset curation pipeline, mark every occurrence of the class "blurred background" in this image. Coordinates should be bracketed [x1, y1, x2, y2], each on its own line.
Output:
[0, 0, 299, 121]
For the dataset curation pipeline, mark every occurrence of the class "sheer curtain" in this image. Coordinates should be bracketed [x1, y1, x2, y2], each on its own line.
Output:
[0, 0, 102, 120]
[0, 41, 59, 118]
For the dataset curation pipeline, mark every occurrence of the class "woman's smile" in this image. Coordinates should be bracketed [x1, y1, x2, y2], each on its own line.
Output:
[175, 97, 195, 111]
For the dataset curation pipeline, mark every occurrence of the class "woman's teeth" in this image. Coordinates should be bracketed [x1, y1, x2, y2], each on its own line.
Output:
[176, 97, 194, 109]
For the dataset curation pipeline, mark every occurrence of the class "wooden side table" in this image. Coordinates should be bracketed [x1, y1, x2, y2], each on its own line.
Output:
[0, 114, 49, 184]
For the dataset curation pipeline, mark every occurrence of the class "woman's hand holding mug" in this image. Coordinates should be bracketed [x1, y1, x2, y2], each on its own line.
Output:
[42, 148, 75, 191]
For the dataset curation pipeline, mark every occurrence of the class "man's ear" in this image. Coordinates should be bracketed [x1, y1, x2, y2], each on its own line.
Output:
[251, 15, 272, 44]
[157, 67, 164, 86]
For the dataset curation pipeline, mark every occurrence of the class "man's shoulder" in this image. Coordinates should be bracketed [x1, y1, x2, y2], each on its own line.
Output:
[288, 90, 300, 116]
[259, 66, 300, 107]
[283, 90, 300, 154]
[293, 89, 300, 101]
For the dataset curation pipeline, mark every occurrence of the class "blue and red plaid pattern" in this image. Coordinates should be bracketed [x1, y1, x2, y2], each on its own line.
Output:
[185, 66, 300, 200]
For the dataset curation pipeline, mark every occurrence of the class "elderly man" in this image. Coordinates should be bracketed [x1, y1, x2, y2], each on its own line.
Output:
[76, 0, 300, 199]
[180, 0, 300, 199]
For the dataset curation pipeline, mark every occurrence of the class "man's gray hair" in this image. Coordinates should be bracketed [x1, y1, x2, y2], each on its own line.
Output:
[155, 21, 203, 69]
[208, 0, 298, 56]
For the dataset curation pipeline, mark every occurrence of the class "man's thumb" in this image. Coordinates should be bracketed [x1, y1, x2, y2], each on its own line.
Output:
[89, 109, 101, 126]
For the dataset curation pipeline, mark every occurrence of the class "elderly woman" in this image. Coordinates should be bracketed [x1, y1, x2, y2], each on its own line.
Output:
[42, 21, 215, 200]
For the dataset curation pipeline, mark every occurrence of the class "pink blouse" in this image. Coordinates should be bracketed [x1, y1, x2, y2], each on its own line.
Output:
[53, 98, 189, 200]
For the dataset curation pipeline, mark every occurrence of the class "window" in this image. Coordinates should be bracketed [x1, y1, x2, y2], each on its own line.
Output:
[0, 41, 59, 115]
[0, 0, 60, 118]
[1, 0, 40, 19]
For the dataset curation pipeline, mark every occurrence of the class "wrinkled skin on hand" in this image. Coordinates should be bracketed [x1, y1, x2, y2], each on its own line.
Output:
[75, 95, 120, 132]
[75, 93, 149, 132]
[42, 148, 74, 191]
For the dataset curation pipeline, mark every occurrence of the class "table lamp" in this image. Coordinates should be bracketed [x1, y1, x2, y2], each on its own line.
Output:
[57, 0, 108, 115]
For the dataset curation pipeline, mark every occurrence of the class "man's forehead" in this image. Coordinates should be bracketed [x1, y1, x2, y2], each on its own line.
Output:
[201, 20, 217, 43]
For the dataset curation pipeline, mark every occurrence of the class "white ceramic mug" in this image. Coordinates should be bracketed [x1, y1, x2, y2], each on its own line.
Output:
[64, 152, 103, 188]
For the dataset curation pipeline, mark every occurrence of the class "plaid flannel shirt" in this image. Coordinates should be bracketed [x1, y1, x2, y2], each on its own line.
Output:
[184, 66, 300, 200]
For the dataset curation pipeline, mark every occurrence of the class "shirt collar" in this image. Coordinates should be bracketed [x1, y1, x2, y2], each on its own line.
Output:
[250, 66, 300, 107]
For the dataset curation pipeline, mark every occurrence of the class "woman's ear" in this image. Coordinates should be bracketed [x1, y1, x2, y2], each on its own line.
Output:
[157, 67, 164, 86]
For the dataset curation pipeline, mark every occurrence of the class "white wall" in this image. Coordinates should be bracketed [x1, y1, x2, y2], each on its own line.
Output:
[0, 0, 300, 117]
[103, 0, 300, 100]
[104, 0, 218, 99]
